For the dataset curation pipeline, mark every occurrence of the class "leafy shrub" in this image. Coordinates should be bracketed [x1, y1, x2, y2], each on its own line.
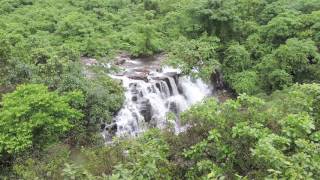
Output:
[0, 84, 84, 155]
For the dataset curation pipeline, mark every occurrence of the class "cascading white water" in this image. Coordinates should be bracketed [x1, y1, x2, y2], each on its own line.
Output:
[102, 55, 213, 141]
[179, 77, 212, 105]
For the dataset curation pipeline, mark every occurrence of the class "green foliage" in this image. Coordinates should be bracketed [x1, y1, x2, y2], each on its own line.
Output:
[110, 130, 172, 179]
[12, 140, 127, 179]
[11, 130, 172, 179]
[266, 69, 293, 91]
[1, 0, 320, 179]
[178, 84, 320, 179]
[273, 38, 320, 81]
[56, 12, 94, 38]
[187, 0, 238, 41]
[122, 22, 164, 57]
[229, 71, 261, 95]
[0, 84, 84, 154]
[14, 144, 71, 179]
[223, 43, 251, 73]
[84, 76, 124, 127]
[261, 11, 302, 45]
[58, 73, 124, 146]
[167, 35, 220, 81]
[166, 0, 320, 93]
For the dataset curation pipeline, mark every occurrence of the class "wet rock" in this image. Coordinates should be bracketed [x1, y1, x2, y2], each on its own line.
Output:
[105, 123, 118, 134]
[115, 58, 126, 65]
[163, 77, 173, 95]
[164, 72, 179, 78]
[169, 102, 178, 114]
[147, 86, 156, 93]
[140, 99, 152, 122]
[155, 82, 161, 92]
[100, 124, 106, 130]
[211, 70, 225, 90]
[102, 123, 118, 141]
[128, 73, 148, 82]
[130, 84, 139, 95]
[129, 122, 137, 132]
[159, 81, 170, 97]
[177, 84, 184, 94]
[132, 96, 138, 101]
[151, 85, 157, 93]
[129, 82, 138, 87]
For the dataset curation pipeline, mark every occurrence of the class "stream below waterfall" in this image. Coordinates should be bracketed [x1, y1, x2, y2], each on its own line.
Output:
[101, 54, 214, 141]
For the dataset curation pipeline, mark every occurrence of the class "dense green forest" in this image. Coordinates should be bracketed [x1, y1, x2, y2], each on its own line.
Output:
[0, 0, 320, 179]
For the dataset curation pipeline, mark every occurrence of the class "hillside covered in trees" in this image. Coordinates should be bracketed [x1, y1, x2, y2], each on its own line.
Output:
[1, 0, 320, 179]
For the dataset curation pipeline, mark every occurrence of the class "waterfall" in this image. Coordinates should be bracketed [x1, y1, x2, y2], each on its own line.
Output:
[102, 55, 213, 141]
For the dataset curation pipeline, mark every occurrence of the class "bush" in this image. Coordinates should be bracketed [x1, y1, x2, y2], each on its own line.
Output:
[0, 84, 84, 155]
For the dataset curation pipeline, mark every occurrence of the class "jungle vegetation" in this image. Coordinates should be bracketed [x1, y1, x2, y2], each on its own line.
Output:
[0, 0, 320, 179]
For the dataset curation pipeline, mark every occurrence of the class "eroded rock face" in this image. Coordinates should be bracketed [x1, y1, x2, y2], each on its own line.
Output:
[140, 99, 152, 123]
[211, 70, 225, 90]
[168, 101, 178, 114]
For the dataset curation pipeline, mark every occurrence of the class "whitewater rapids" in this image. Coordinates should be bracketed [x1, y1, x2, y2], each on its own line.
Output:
[102, 54, 213, 141]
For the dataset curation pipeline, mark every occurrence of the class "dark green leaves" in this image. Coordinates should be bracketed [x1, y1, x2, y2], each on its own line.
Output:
[0, 84, 84, 154]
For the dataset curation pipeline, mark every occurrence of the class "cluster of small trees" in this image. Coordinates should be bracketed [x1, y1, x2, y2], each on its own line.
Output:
[167, 0, 320, 94]
[179, 84, 320, 179]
